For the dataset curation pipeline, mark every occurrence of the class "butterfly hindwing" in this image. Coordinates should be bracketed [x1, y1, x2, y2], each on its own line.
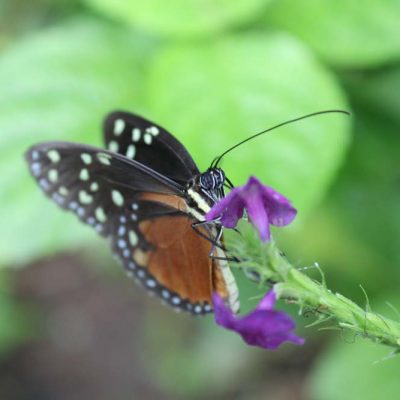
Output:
[25, 142, 214, 313]
[103, 111, 199, 184]
[132, 212, 215, 313]
[105, 198, 214, 313]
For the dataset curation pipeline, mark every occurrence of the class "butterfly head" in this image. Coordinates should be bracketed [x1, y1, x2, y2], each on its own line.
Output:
[198, 168, 225, 191]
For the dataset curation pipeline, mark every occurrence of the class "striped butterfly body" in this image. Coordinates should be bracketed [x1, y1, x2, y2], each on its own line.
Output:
[26, 111, 239, 315]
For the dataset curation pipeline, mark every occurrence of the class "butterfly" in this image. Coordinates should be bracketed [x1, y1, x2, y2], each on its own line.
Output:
[25, 111, 240, 315]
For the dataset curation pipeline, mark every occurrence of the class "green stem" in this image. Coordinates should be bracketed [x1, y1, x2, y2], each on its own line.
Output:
[227, 228, 400, 351]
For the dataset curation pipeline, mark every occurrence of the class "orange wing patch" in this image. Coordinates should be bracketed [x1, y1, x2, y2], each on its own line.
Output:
[138, 216, 213, 313]
[139, 192, 188, 213]
[130, 193, 240, 315]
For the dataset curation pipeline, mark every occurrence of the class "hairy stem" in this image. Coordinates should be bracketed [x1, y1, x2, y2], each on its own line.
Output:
[226, 226, 400, 351]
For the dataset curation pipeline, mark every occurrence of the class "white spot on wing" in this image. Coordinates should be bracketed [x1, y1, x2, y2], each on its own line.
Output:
[59, 186, 68, 196]
[90, 182, 99, 192]
[172, 296, 181, 305]
[118, 239, 127, 249]
[194, 305, 202, 314]
[146, 279, 156, 288]
[128, 262, 136, 270]
[113, 118, 125, 135]
[126, 144, 136, 159]
[97, 152, 111, 166]
[143, 133, 152, 145]
[132, 128, 141, 142]
[79, 190, 93, 204]
[69, 201, 78, 210]
[48, 169, 58, 183]
[79, 168, 89, 181]
[87, 217, 95, 225]
[129, 231, 138, 246]
[52, 193, 64, 205]
[146, 126, 159, 136]
[47, 150, 60, 163]
[81, 153, 92, 165]
[108, 140, 119, 152]
[111, 190, 124, 207]
[31, 162, 41, 176]
[95, 207, 107, 222]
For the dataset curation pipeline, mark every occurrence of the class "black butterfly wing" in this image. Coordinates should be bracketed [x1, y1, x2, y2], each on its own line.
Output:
[103, 111, 199, 184]
[25, 142, 216, 313]
[26, 142, 182, 234]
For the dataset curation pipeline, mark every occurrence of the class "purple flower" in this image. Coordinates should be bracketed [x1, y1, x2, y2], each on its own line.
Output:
[206, 176, 297, 241]
[213, 289, 305, 350]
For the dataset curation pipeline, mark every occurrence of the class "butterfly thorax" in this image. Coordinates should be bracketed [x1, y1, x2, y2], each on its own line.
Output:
[184, 168, 225, 221]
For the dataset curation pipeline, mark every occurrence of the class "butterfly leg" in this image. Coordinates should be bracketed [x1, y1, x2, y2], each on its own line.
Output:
[194, 222, 240, 262]
[191, 221, 224, 250]
[191, 221, 237, 260]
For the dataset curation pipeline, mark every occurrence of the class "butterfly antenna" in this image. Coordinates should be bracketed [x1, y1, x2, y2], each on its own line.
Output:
[212, 109, 350, 168]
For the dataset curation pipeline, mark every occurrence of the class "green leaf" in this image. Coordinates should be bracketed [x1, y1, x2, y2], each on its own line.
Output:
[0, 17, 145, 266]
[332, 114, 400, 265]
[265, 0, 400, 68]
[343, 67, 400, 125]
[146, 33, 350, 216]
[85, 0, 272, 37]
[308, 330, 400, 400]
[0, 0, 83, 37]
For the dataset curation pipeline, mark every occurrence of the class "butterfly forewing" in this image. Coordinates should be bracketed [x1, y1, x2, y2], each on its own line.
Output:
[25, 142, 216, 313]
[103, 111, 199, 184]
[26, 143, 181, 232]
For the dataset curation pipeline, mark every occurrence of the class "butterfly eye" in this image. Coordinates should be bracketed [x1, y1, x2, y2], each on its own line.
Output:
[199, 173, 214, 190]
[199, 169, 225, 191]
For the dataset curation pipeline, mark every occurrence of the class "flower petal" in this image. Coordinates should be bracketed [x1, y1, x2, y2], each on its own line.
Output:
[206, 187, 240, 222]
[212, 293, 236, 329]
[213, 290, 305, 351]
[206, 175, 297, 240]
[262, 186, 297, 227]
[220, 202, 244, 228]
[236, 310, 304, 350]
[245, 190, 271, 241]
[256, 289, 276, 311]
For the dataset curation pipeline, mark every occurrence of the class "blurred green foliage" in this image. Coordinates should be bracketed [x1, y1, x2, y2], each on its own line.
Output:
[86, 0, 272, 37]
[0, 0, 400, 398]
[266, 0, 400, 67]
